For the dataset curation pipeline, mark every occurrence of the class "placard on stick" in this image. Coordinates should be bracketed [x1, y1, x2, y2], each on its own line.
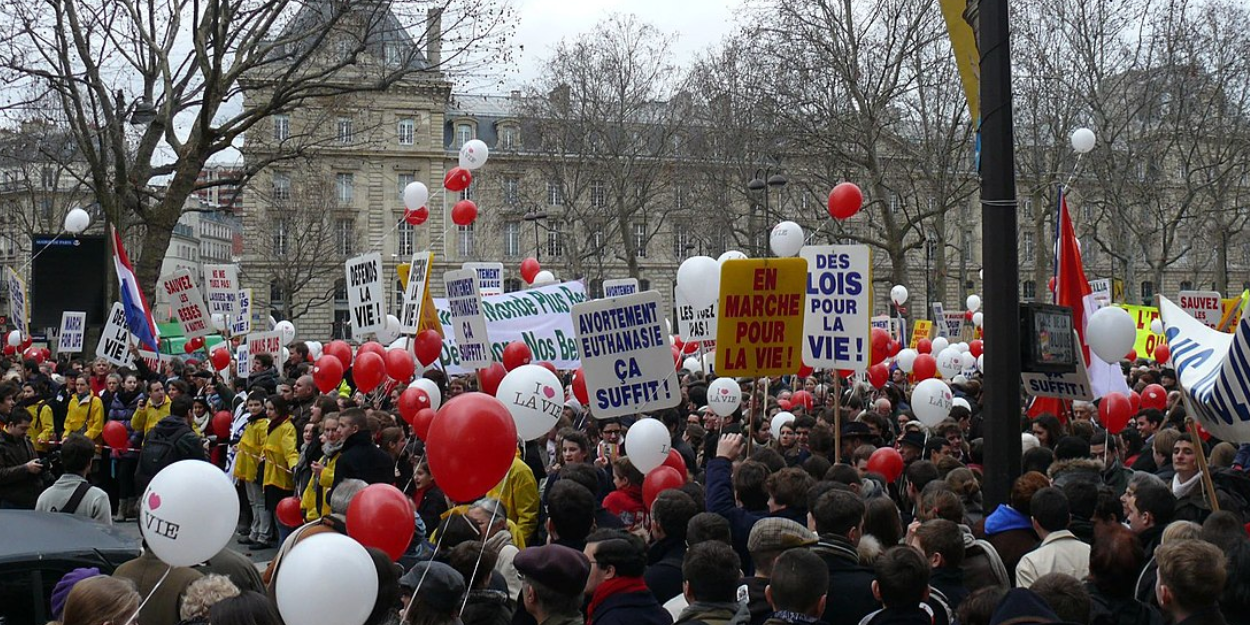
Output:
[96, 303, 134, 366]
[345, 252, 385, 337]
[715, 258, 807, 376]
[6, 267, 28, 337]
[801, 245, 871, 371]
[675, 285, 717, 341]
[230, 289, 252, 337]
[444, 269, 492, 368]
[204, 264, 240, 317]
[58, 312, 86, 354]
[159, 269, 212, 339]
[400, 252, 433, 333]
[246, 331, 282, 358]
[463, 262, 505, 297]
[603, 278, 639, 298]
[572, 290, 679, 419]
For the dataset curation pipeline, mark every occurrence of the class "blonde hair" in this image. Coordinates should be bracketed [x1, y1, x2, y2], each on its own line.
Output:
[60, 576, 139, 625]
[1162, 519, 1202, 544]
[179, 574, 241, 621]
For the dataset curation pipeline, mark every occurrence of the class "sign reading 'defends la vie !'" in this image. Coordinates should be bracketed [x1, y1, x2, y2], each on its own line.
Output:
[573, 290, 679, 419]
[345, 253, 384, 337]
[159, 269, 212, 339]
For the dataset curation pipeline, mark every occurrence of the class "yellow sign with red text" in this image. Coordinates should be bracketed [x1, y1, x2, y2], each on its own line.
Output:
[715, 259, 807, 376]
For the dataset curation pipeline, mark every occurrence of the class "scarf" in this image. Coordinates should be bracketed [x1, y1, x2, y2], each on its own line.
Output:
[193, 411, 211, 434]
[587, 576, 651, 625]
[321, 438, 344, 458]
[771, 611, 824, 625]
[1173, 472, 1202, 499]
[268, 414, 289, 434]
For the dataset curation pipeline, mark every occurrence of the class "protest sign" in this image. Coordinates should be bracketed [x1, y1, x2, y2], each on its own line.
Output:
[96, 304, 134, 366]
[674, 285, 717, 341]
[246, 331, 282, 358]
[6, 267, 27, 337]
[203, 264, 239, 317]
[800, 245, 869, 371]
[57, 312, 86, 353]
[159, 269, 212, 339]
[1158, 295, 1250, 443]
[137, 350, 165, 374]
[910, 320, 933, 348]
[1089, 279, 1113, 307]
[1179, 290, 1223, 329]
[942, 312, 965, 339]
[463, 262, 505, 297]
[603, 278, 639, 298]
[230, 289, 252, 337]
[717, 258, 807, 375]
[1021, 331, 1094, 400]
[345, 252, 385, 337]
[434, 281, 587, 373]
[400, 252, 433, 333]
[444, 269, 492, 368]
[1119, 303, 1165, 359]
[236, 345, 250, 379]
[1219, 293, 1247, 332]
[572, 290, 679, 418]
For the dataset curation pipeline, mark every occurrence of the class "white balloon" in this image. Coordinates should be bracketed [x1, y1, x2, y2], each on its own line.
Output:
[387, 337, 409, 350]
[683, 357, 701, 372]
[1071, 127, 1096, 154]
[952, 375, 968, 385]
[952, 397, 971, 411]
[403, 181, 429, 211]
[961, 351, 977, 370]
[891, 285, 909, 306]
[936, 347, 963, 379]
[717, 250, 748, 264]
[931, 337, 950, 354]
[677, 256, 721, 309]
[770, 412, 796, 440]
[375, 314, 402, 344]
[707, 377, 741, 417]
[458, 139, 490, 171]
[280, 347, 290, 363]
[210, 314, 226, 332]
[532, 270, 556, 286]
[896, 348, 918, 373]
[276, 533, 378, 625]
[769, 221, 804, 257]
[912, 378, 953, 427]
[307, 340, 323, 359]
[624, 418, 671, 474]
[274, 320, 297, 346]
[409, 378, 442, 411]
[1087, 306, 1137, 364]
[64, 207, 91, 234]
[139, 460, 239, 567]
[496, 364, 563, 440]
[955, 342, 969, 353]
[966, 295, 981, 313]
[976, 354, 985, 372]
[972, 312, 984, 328]
[6, 330, 20, 347]
[1150, 318, 1163, 335]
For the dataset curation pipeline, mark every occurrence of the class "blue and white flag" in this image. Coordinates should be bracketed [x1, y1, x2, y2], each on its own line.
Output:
[1159, 295, 1250, 443]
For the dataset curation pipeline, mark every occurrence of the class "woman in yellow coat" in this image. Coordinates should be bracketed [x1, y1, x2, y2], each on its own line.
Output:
[300, 414, 343, 521]
[64, 376, 105, 445]
[233, 392, 270, 547]
[263, 395, 300, 542]
[19, 382, 54, 453]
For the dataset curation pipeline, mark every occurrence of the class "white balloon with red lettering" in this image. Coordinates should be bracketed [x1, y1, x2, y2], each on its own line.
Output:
[495, 364, 564, 441]
[275, 320, 296, 346]
[936, 348, 963, 379]
[139, 460, 239, 566]
[624, 418, 671, 474]
[276, 532, 378, 625]
[769, 221, 804, 257]
[707, 377, 741, 417]
[458, 139, 490, 170]
[912, 378, 953, 427]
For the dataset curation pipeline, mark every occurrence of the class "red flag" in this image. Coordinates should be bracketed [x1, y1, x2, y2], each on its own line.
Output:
[1055, 194, 1092, 365]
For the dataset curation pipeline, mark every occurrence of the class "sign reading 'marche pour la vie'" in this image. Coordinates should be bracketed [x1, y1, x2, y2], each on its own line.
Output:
[716, 258, 807, 376]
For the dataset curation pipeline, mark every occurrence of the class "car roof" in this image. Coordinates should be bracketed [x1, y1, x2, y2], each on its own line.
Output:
[0, 510, 139, 564]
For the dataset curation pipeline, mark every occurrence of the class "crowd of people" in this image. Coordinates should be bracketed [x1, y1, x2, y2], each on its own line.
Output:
[1, 342, 1248, 625]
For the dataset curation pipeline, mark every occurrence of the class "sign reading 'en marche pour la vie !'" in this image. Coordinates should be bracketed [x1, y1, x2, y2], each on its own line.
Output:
[573, 290, 679, 419]
[715, 258, 807, 376]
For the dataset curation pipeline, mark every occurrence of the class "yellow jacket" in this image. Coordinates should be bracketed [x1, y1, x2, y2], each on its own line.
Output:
[300, 450, 340, 521]
[130, 400, 171, 437]
[233, 417, 268, 483]
[26, 403, 54, 452]
[64, 394, 105, 443]
[485, 452, 540, 544]
[263, 419, 299, 491]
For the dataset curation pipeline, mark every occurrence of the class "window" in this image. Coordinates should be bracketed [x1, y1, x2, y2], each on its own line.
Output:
[397, 173, 415, 200]
[334, 278, 348, 303]
[398, 219, 414, 256]
[547, 181, 563, 206]
[335, 39, 353, 61]
[500, 126, 518, 150]
[456, 123, 473, 147]
[1022, 231, 1035, 263]
[673, 224, 692, 258]
[273, 219, 290, 255]
[503, 222, 521, 258]
[1141, 281, 1155, 302]
[1180, 280, 1193, 291]
[460, 178, 474, 201]
[273, 115, 290, 142]
[890, 194, 900, 213]
[639, 279, 651, 292]
[336, 218, 355, 256]
[397, 119, 415, 145]
[336, 117, 354, 144]
[503, 175, 520, 205]
[963, 228, 975, 260]
[591, 278, 604, 299]
[332, 310, 350, 340]
[634, 222, 648, 258]
[458, 223, 474, 257]
[925, 236, 938, 263]
[505, 278, 522, 293]
[590, 180, 606, 209]
[1022, 280, 1036, 301]
[336, 173, 354, 205]
[385, 43, 401, 67]
[547, 222, 564, 258]
[272, 172, 291, 202]
[675, 188, 686, 211]
[40, 166, 54, 189]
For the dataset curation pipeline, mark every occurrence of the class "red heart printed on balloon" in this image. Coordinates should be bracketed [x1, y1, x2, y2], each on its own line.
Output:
[148, 492, 161, 510]
[543, 386, 555, 399]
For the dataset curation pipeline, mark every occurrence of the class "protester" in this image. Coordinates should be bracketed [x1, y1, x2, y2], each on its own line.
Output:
[1015, 487, 1090, 588]
[0, 395, 44, 509]
[57, 575, 141, 625]
[35, 433, 111, 523]
[583, 529, 673, 625]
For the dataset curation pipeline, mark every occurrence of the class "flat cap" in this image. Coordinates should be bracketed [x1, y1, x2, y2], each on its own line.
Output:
[842, 421, 872, 438]
[513, 544, 591, 596]
[748, 517, 817, 553]
[899, 431, 927, 450]
[399, 561, 465, 613]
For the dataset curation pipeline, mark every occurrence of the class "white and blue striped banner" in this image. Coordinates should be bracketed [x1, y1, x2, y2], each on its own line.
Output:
[1158, 295, 1250, 443]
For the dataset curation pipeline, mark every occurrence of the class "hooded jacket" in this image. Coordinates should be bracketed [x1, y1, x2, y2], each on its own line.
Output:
[1048, 458, 1104, 489]
[0, 428, 42, 507]
[980, 505, 1038, 585]
[333, 429, 394, 486]
[959, 523, 1010, 590]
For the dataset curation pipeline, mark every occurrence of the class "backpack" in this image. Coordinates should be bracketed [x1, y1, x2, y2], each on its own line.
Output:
[137, 422, 193, 487]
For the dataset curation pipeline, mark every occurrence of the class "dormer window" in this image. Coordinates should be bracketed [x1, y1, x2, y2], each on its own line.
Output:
[456, 123, 474, 147]
[500, 125, 519, 150]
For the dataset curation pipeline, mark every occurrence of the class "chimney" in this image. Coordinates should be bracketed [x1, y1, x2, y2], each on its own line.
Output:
[426, 8, 442, 67]
[510, 90, 521, 100]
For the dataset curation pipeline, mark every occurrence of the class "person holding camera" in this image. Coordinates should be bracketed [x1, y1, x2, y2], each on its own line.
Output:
[0, 381, 46, 509]
[36, 433, 112, 524]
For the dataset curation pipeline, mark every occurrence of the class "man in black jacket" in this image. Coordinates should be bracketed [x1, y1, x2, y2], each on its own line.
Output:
[134, 396, 207, 492]
[332, 409, 393, 487]
[0, 386, 45, 509]
[645, 489, 699, 604]
[810, 488, 879, 625]
[248, 353, 279, 395]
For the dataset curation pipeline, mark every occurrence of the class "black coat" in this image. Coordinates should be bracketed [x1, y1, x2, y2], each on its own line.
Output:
[813, 535, 880, 625]
[333, 431, 394, 487]
[590, 589, 673, 625]
[1087, 583, 1164, 625]
[644, 536, 687, 604]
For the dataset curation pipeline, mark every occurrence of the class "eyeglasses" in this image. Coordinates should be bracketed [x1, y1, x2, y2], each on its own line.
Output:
[602, 428, 622, 435]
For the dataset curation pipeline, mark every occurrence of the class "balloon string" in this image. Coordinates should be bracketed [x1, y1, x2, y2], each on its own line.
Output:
[1062, 153, 1085, 195]
[461, 469, 510, 615]
[399, 521, 450, 623]
[125, 563, 172, 625]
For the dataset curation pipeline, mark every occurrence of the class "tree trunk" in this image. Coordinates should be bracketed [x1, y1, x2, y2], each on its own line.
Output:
[1215, 229, 1229, 294]
[133, 158, 206, 308]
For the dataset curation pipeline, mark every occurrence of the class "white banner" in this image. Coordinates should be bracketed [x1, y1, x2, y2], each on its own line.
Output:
[573, 290, 679, 418]
[1179, 290, 1223, 329]
[674, 285, 717, 341]
[400, 251, 433, 333]
[57, 312, 86, 354]
[463, 262, 505, 297]
[603, 278, 639, 298]
[230, 288, 252, 337]
[444, 269, 492, 368]
[435, 281, 588, 374]
[159, 269, 212, 339]
[942, 312, 965, 339]
[6, 267, 27, 337]
[96, 303, 134, 366]
[204, 264, 240, 317]
[801, 245, 871, 370]
[1159, 295, 1250, 443]
[345, 252, 385, 336]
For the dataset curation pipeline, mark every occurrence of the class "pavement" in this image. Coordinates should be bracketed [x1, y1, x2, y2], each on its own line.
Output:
[111, 517, 279, 568]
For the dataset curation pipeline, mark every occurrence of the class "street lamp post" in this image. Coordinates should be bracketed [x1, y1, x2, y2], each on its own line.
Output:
[747, 169, 788, 257]
[524, 210, 549, 260]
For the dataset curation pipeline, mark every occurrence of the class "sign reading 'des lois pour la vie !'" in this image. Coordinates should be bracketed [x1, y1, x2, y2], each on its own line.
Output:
[573, 290, 679, 419]
[716, 258, 807, 376]
[801, 245, 871, 371]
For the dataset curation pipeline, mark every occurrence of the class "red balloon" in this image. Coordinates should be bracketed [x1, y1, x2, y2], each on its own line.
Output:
[347, 484, 415, 560]
[398, 387, 431, 426]
[404, 207, 429, 226]
[572, 368, 589, 405]
[477, 363, 507, 396]
[964, 310, 974, 322]
[867, 364, 889, 389]
[353, 352, 386, 393]
[870, 328, 890, 366]
[384, 348, 416, 383]
[20, 337, 32, 350]
[827, 182, 864, 220]
[1154, 343, 1170, 363]
[791, 390, 814, 411]
[2, 345, 13, 355]
[183, 341, 197, 354]
[520, 257, 541, 284]
[671, 345, 682, 368]
[357, 341, 386, 360]
[1128, 391, 1141, 412]
[212, 411, 233, 439]
[324, 340, 353, 370]
[1099, 392, 1133, 434]
[102, 421, 128, 451]
[642, 466, 686, 510]
[443, 167, 473, 192]
[917, 338, 932, 354]
[536, 361, 558, 376]
[276, 495, 304, 528]
[210, 347, 231, 371]
[1125, 349, 1137, 362]
[968, 340, 984, 358]
[22, 347, 43, 363]
[426, 393, 518, 502]
[312, 355, 345, 394]
[413, 408, 436, 440]
[451, 200, 478, 226]
[866, 447, 905, 483]
[778, 399, 792, 411]
[39, 347, 50, 361]
[1141, 384, 1167, 411]
[502, 341, 533, 371]
[414, 330, 442, 366]
[913, 354, 937, 380]
[888, 340, 901, 357]
[661, 449, 687, 477]
[1048, 276, 1057, 292]
[797, 364, 814, 378]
